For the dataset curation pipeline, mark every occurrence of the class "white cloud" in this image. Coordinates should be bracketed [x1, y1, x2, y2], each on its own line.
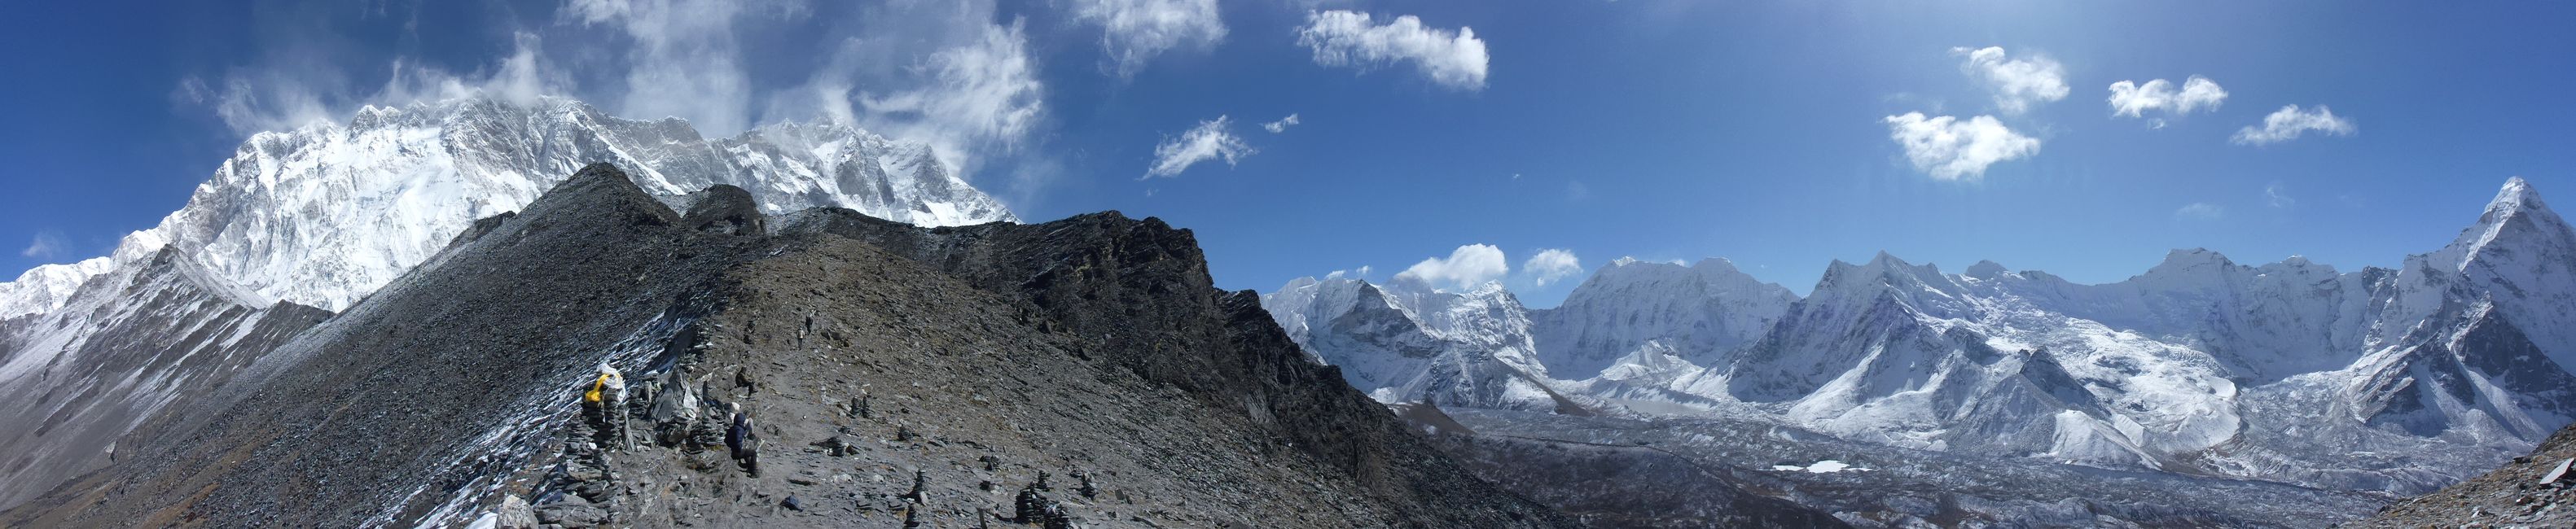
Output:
[377, 33, 572, 109]
[567, 0, 766, 136]
[1143, 116, 1255, 178]
[2108, 76, 2227, 120]
[1071, 0, 1227, 77]
[2175, 202, 2225, 221]
[2266, 182, 2295, 208]
[1524, 248, 1582, 286]
[1296, 11, 1489, 91]
[2232, 105, 2355, 146]
[1883, 112, 2041, 181]
[1953, 46, 2067, 115]
[20, 231, 65, 260]
[776, 1, 1049, 181]
[175, 0, 1043, 194]
[1397, 244, 1509, 291]
[1323, 265, 1375, 280]
[853, 21, 1046, 173]
[174, 74, 337, 136]
[175, 31, 570, 137]
[1262, 113, 1301, 133]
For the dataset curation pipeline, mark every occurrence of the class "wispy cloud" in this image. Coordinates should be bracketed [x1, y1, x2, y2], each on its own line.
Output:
[1396, 244, 1509, 291]
[19, 231, 66, 260]
[2232, 105, 2355, 146]
[2108, 76, 2227, 121]
[1324, 264, 1373, 279]
[774, 1, 1048, 181]
[1524, 248, 1582, 286]
[1262, 113, 1301, 133]
[565, 0, 777, 136]
[1297, 11, 1489, 91]
[1954, 46, 2067, 115]
[2174, 202, 2225, 221]
[853, 23, 1045, 173]
[1143, 116, 1255, 178]
[180, 0, 1050, 195]
[1070, 0, 1227, 77]
[1884, 112, 2040, 180]
[173, 31, 566, 137]
[2265, 182, 2295, 208]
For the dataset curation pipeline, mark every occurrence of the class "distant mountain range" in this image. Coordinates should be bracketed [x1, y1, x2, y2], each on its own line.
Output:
[1266, 177, 2576, 496]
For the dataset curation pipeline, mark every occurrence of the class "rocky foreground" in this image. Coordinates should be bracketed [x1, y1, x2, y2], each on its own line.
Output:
[2357, 422, 2576, 527]
[0, 164, 1569, 527]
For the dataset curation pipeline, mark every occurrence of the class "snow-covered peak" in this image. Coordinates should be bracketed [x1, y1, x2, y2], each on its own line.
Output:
[2413, 177, 2576, 371]
[2145, 247, 2237, 275]
[1534, 255, 1800, 378]
[1461, 280, 1514, 299]
[2120, 247, 2248, 295]
[2254, 255, 2337, 277]
[1278, 276, 1322, 291]
[1259, 275, 1560, 408]
[0, 258, 114, 319]
[1691, 257, 1744, 274]
[1964, 260, 2009, 280]
[1259, 276, 1379, 352]
[0, 94, 1017, 314]
[1814, 252, 1964, 308]
[2496, 176, 2543, 215]
[1583, 259, 1687, 291]
[2431, 177, 2571, 272]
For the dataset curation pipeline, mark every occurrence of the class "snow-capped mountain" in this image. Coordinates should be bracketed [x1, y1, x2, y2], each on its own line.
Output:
[1266, 177, 2576, 495]
[2426, 177, 2576, 369]
[1261, 276, 1566, 409]
[0, 95, 1015, 317]
[0, 257, 113, 319]
[1529, 257, 1797, 380]
[0, 94, 1016, 509]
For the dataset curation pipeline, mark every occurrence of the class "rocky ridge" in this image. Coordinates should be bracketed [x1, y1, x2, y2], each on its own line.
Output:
[0, 164, 1569, 528]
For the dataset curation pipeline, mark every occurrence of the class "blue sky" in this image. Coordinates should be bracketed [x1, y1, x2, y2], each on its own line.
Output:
[2, 1, 2570, 308]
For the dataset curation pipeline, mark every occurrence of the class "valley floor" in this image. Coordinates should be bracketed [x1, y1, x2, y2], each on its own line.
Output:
[1442, 408, 2389, 528]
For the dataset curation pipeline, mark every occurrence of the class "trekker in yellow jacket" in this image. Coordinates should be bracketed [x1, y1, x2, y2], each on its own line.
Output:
[583, 363, 629, 448]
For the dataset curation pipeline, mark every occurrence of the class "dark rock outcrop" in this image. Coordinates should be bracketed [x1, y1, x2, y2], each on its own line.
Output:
[779, 208, 1569, 525]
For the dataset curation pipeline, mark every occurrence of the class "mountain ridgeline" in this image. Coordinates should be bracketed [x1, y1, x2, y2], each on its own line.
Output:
[0, 95, 1016, 513]
[1264, 177, 2576, 524]
[0, 164, 1571, 527]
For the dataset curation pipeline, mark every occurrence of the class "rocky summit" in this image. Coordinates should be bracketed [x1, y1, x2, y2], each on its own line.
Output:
[0, 164, 1568, 528]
